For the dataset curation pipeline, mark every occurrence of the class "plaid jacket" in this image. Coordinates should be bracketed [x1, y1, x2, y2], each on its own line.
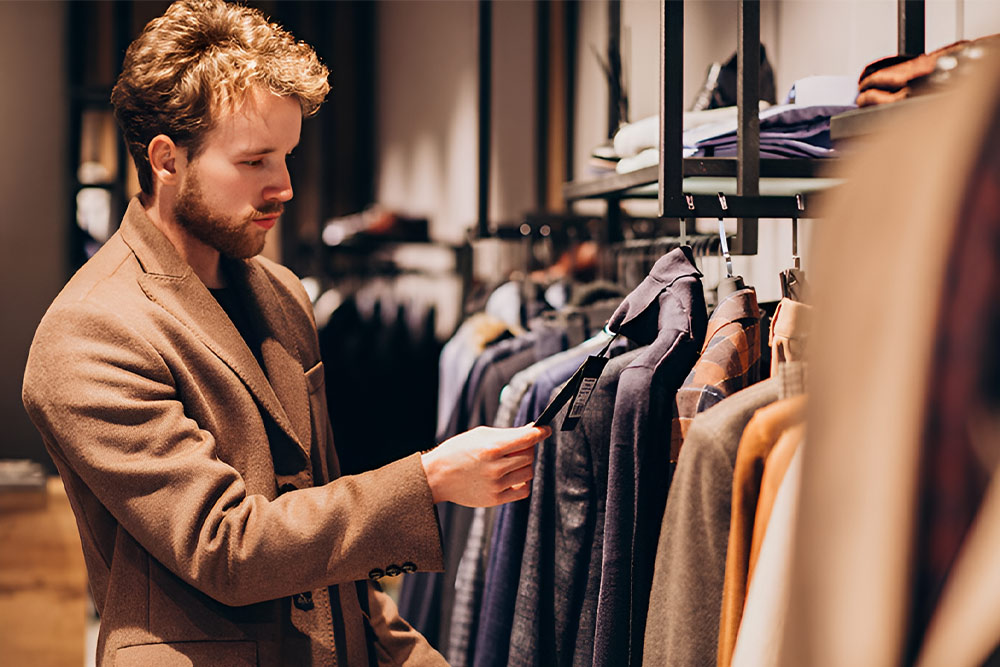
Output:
[672, 288, 762, 459]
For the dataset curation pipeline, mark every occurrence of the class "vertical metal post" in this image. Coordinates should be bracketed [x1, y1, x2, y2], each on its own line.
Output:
[898, 0, 925, 56]
[607, 0, 622, 137]
[735, 0, 760, 255]
[606, 194, 623, 244]
[536, 0, 549, 211]
[658, 0, 683, 218]
[604, 0, 624, 246]
[478, 0, 492, 237]
[565, 1, 579, 185]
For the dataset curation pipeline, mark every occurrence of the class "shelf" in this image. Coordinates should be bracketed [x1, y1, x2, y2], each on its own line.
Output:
[563, 166, 659, 200]
[563, 158, 836, 201]
[830, 94, 940, 140]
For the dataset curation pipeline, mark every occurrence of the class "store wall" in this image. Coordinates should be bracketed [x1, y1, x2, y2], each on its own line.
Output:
[0, 2, 67, 470]
[376, 1, 479, 244]
[375, 0, 537, 244]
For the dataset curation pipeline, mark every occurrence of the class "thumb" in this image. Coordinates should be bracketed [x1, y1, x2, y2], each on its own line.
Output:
[495, 423, 551, 455]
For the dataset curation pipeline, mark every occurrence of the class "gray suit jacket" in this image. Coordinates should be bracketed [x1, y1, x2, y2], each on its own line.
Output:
[643, 379, 778, 667]
[509, 348, 644, 667]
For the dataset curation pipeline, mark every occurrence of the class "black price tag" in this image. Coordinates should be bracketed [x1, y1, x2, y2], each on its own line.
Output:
[533, 335, 616, 432]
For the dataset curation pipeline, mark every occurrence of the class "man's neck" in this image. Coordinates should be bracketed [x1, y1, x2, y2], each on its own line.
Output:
[142, 193, 225, 288]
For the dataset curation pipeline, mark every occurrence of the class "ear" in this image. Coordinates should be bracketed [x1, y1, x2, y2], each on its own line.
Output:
[147, 134, 186, 189]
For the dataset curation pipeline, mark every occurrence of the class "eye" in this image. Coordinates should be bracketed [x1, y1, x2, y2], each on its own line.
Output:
[242, 159, 263, 167]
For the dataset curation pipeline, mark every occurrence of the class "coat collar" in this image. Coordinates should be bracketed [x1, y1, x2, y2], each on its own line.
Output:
[703, 286, 760, 350]
[119, 198, 311, 466]
[607, 245, 703, 345]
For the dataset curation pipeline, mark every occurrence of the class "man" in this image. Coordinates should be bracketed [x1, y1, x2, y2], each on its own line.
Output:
[21, 1, 547, 665]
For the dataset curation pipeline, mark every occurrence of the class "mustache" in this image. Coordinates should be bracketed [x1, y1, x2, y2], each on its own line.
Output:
[255, 203, 285, 217]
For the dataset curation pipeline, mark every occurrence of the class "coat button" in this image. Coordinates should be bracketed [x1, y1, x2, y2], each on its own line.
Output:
[385, 564, 402, 577]
[401, 562, 417, 573]
[293, 591, 314, 611]
[368, 568, 384, 581]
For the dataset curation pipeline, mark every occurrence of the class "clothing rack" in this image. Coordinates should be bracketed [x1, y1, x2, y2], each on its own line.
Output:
[561, 0, 926, 255]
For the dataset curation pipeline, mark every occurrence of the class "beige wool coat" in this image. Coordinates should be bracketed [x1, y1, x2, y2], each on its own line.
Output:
[22, 198, 447, 666]
[781, 53, 1000, 667]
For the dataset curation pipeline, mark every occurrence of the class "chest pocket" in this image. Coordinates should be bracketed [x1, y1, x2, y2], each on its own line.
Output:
[305, 360, 325, 395]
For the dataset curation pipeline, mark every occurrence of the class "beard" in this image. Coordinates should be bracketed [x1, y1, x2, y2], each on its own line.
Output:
[173, 171, 282, 260]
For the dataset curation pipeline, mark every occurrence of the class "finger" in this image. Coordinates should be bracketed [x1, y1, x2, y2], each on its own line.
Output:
[498, 463, 534, 490]
[489, 424, 551, 457]
[498, 449, 535, 476]
[496, 480, 532, 504]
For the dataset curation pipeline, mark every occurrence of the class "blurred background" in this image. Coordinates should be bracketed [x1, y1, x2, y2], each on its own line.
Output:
[2, 1, 1000, 664]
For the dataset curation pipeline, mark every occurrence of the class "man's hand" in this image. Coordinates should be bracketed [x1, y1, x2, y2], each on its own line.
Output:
[420, 424, 551, 507]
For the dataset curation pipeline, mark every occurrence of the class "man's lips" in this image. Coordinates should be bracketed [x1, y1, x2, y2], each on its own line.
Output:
[253, 215, 279, 230]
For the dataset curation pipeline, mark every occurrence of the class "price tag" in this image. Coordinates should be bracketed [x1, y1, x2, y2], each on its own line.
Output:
[533, 335, 616, 432]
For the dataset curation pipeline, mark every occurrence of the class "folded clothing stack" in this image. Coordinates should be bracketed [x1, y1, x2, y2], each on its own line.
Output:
[613, 102, 856, 174]
[685, 103, 856, 160]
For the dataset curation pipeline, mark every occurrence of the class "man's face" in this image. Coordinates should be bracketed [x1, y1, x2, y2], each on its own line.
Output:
[173, 90, 301, 259]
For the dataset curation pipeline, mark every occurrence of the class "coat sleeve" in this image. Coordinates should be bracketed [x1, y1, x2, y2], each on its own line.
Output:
[22, 299, 444, 607]
[365, 582, 449, 666]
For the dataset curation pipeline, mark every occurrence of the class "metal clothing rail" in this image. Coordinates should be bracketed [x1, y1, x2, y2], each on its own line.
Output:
[563, 0, 925, 255]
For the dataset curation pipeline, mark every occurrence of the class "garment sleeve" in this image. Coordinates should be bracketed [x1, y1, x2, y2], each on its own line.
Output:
[366, 582, 449, 666]
[22, 300, 444, 608]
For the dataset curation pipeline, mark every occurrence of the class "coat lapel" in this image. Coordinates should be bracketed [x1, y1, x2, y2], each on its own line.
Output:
[120, 199, 310, 464]
[231, 257, 312, 453]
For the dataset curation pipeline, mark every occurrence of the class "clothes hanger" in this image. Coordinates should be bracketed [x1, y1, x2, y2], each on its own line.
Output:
[682, 194, 695, 247]
[715, 192, 747, 302]
[779, 194, 811, 302]
[792, 193, 802, 271]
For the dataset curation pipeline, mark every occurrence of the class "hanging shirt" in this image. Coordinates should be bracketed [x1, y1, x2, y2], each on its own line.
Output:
[768, 298, 812, 378]
[436, 313, 512, 439]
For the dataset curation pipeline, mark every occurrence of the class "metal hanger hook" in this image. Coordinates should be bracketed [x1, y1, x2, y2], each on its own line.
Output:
[792, 193, 804, 270]
[718, 218, 734, 278]
[681, 193, 694, 246]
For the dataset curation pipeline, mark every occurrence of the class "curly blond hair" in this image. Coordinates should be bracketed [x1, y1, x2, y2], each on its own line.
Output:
[111, 0, 330, 195]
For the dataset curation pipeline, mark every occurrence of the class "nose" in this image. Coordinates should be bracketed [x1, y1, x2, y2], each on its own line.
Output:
[264, 162, 293, 203]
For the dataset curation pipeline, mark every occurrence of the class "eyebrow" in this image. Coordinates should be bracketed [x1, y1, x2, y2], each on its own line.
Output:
[236, 143, 299, 157]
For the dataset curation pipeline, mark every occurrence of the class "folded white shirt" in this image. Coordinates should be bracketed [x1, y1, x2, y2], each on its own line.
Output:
[612, 102, 772, 158]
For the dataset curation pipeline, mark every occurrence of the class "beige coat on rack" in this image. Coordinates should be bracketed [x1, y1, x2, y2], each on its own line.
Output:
[780, 53, 1000, 667]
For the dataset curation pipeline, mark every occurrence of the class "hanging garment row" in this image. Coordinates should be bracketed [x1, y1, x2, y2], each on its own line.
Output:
[393, 46, 1000, 667]
[314, 275, 443, 476]
[397, 230, 810, 666]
